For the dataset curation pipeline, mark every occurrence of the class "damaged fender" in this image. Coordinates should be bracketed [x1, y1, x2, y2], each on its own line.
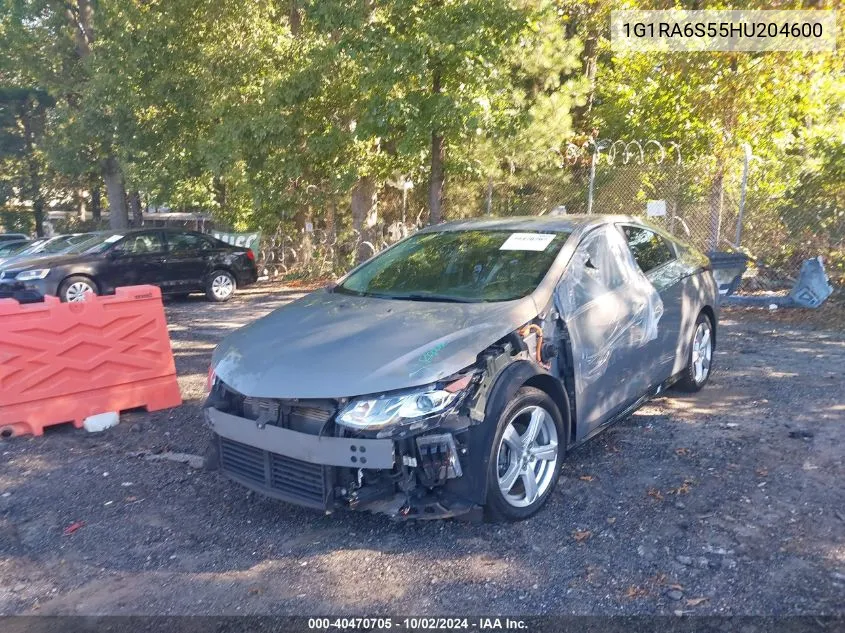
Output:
[456, 358, 571, 507]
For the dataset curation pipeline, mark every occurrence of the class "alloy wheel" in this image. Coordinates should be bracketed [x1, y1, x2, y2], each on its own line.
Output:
[211, 274, 234, 300]
[496, 405, 559, 508]
[691, 321, 712, 384]
[65, 281, 94, 302]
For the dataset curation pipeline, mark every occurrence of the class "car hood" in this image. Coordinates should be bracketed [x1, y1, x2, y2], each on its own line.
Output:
[211, 289, 539, 399]
[0, 253, 89, 271]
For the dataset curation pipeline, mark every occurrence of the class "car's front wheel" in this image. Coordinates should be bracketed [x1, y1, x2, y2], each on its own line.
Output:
[485, 386, 565, 522]
[59, 275, 99, 302]
[205, 270, 236, 302]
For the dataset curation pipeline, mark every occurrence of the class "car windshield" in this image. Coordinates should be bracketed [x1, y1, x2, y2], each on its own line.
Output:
[0, 241, 29, 255]
[337, 229, 570, 302]
[65, 232, 125, 254]
[41, 235, 88, 254]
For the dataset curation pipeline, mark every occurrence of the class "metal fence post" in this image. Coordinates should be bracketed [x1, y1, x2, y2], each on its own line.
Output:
[587, 145, 597, 214]
[735, 143, 751, 248]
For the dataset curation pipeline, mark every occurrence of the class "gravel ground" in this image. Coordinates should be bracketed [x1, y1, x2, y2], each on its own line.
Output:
[1, 284, 844, 616]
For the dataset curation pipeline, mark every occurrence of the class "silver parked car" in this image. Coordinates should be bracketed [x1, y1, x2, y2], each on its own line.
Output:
[204, 215, 718, 521]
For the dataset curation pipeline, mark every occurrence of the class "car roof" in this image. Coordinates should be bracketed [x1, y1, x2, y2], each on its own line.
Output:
[417, 214, 648, 234]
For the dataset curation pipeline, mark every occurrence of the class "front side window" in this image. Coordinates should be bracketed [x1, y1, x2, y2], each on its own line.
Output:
[114, 233, 164, 255]
[338, 229, 570, 302]
[621, 225, 674, 273]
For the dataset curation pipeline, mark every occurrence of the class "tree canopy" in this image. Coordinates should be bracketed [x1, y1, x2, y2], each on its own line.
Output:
[0, 0, 841, 279]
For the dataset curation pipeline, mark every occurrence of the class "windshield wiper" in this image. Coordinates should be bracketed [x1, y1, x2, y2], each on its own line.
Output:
[391, 293, 476, 303]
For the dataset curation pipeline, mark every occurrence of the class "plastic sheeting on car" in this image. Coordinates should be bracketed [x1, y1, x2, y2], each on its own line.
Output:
[554, 225, 664, 387]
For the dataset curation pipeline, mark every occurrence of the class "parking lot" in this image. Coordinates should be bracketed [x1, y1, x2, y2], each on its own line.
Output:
[1, 283, 843, 616]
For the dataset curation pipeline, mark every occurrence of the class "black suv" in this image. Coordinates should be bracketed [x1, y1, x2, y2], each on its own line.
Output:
[0, 229, 258, 302]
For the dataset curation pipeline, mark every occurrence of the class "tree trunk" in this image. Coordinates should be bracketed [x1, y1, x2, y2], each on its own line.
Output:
[213, 176, 226, 212]
[66, 0, 94, 58]
[76, 188, 88, 220]
[485, 175, 493, 215]
[428, 132, 444, 225]
[21, 112, 44, 237]
[129, 190, 143, 227]
[351, 177, 378, 263]
[428, 68, 444, 225]
[91, 185, 101, 221]
[103, 156, 129, 229]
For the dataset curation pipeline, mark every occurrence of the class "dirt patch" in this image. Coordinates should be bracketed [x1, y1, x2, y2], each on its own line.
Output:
[1, 285, 843, 615]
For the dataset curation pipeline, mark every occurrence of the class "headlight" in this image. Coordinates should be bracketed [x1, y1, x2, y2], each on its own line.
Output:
[16, 269, 50, 281]
[337, 379, 470, 433]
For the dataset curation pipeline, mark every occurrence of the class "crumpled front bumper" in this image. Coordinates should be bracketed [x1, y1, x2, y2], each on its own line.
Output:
[204, 406, 477, 518]
[206, 407, 394, 509]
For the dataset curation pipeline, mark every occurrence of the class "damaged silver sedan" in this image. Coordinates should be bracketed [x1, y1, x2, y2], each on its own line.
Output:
[203, 215, 718, 521]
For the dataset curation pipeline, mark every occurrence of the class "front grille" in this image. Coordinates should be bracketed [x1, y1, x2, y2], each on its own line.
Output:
[219, 437, 265, 485]
[219, 437, 329, 509]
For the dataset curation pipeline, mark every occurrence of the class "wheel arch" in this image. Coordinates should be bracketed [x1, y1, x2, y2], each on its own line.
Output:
[58, 272, 100, 295]
[460, 360, 570, 508]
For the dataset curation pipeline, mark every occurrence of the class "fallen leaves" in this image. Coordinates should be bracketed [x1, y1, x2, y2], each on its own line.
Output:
[579, 475, 595, 482]
[756, 468, 769, 477]
[686, 597, 709, 607]
[667, 478, 695, 495]
[647, 487, 664, 501]
[624, 585, 649, 599]
[572, 529, 592, 543]
[675, 447, 691, 456]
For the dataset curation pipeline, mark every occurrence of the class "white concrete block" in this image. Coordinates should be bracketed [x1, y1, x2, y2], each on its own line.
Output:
[83, 411, 120, 433]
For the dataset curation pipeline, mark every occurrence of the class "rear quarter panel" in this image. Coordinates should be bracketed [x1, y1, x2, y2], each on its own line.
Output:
[670, 245, 719, 376]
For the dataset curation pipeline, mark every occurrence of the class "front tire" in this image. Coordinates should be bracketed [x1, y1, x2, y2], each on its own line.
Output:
[675, 312, 714, 392]
[205, 270, 236, 302]
[485, 386, 565, 522]
[58, 276, 99, 302]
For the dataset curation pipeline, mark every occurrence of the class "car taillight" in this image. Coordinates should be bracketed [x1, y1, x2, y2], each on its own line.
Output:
[246, 249, 255, 261]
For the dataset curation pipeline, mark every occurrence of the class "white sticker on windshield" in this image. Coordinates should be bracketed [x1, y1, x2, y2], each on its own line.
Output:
[104, 234, 124, 243]
[499, 233, 556, 251]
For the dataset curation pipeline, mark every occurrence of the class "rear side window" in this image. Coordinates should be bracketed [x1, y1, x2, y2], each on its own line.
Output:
[168, 232, 214, 253]
[621, 226, 674, 273]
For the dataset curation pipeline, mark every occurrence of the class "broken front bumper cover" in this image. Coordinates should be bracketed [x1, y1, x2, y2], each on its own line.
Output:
[208, 407, 395, 469]
[205, 406, 474, 517]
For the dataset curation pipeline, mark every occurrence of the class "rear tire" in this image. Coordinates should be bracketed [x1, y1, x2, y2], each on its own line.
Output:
[484, 386, 565, 522]
[675, 312, 714, 392]
[205, 270, 236, 302]
[58, 275, 99, 303]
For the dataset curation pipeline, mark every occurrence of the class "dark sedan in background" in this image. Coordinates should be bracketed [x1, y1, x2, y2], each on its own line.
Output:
[0, 228, 258, 302]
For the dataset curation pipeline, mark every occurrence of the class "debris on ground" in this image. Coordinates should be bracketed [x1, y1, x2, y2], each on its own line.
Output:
[83, 411, 120, 433]
[62, 521, 85, 536]
[143, 451, 205, 469]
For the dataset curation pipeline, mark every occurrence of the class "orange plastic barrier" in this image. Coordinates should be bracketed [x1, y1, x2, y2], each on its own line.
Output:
[0, 285, 182, 438]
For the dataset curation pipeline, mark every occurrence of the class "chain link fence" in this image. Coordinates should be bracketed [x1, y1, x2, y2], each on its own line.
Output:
[248, 140, 842, 294]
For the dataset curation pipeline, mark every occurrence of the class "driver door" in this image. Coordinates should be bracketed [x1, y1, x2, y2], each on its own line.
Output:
[103, 231, 167, 291]
[555, 226, 664, 437]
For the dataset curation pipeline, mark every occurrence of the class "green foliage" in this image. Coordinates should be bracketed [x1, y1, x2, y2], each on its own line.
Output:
[0, 0, 841, 287]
